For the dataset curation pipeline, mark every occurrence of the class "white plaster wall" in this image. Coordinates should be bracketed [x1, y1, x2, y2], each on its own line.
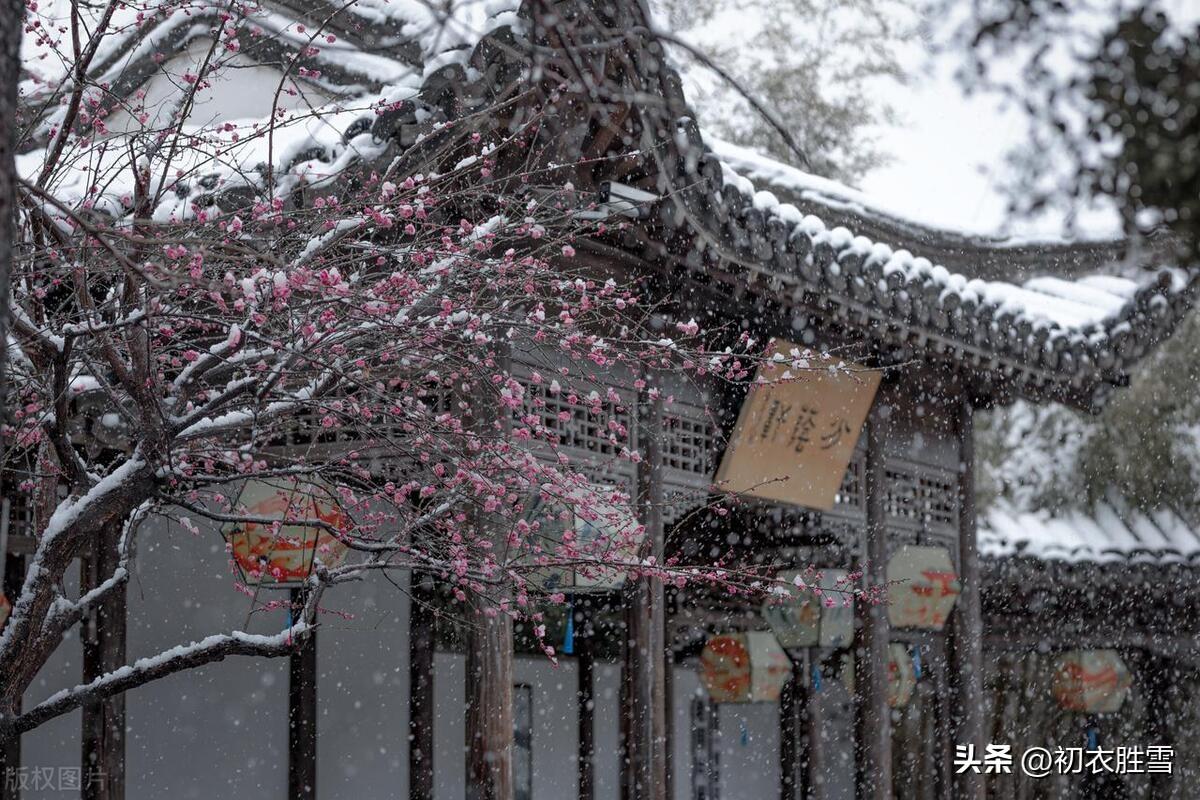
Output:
[715, 701, 780, 800]
[19, 515, 781, 800]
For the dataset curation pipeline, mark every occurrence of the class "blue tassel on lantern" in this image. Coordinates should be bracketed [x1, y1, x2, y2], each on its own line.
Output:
[812, 663, 822, 693]
[562, 598, 575, 655]
[739, 718, 749, 746]
[1086, 727, 1098, 751]
[912, 645, 922, 679]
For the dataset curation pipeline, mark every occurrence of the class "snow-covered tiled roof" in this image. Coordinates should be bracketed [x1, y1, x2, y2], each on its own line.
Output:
[667, 126, 1196, 403]
[979, 498, 1200, 565]
[18, 0, 523, 217]
[20, 0, 1197, 407]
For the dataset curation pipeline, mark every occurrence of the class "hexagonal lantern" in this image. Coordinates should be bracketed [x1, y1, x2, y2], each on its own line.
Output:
[520, 486, 643, 594]
[222, 477, 350, 587]
[842, 643, 918, 709]
[761, 569, 854, 649]
[1052, 650, 1133, 713]
[700, 631, 793, 703]
[886, 545, 961, 630]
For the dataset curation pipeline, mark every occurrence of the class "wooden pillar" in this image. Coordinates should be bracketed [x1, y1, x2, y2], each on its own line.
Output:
[621, 381, 666, 800]
[464, 343, 515, 800]
[664, 641, 674, 800]
[288, 588, 318, 799]
[465, 602, 514, 800]
[780, 657, 799, 800]
[409, 574, 435, 800]
[81, 521, 126, 800]
[781, 652, 814, 800]
[1145, 653, 1174, 799]
[854, 409, 891, 800]
[806, 655, 825, 800]
[947, 400, 984, 800]
[577, 610, 595, 800]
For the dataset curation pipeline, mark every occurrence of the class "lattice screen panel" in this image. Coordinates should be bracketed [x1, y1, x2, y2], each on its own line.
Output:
[883, 460, 959, 537]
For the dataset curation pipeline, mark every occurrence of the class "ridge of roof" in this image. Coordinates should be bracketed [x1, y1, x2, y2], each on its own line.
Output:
[659, 113, 1196, 405]
[708, 137, 1181, 283]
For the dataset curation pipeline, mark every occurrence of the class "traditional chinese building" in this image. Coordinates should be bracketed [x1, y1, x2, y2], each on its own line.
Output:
[980, 498, 1200, 799]
[7, 0, 1197, 799]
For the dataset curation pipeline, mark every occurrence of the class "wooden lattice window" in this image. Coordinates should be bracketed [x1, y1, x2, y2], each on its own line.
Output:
[659, 405, 718, 478]
[883, 461, 958, 535]
[834, 453, 864, 511]
[516, 377, 633, 458]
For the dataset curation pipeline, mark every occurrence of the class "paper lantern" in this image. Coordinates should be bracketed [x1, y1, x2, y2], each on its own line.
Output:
[886, 546, 961, 630]
[762, 569, 854, 648]
[223, 477, 350, 587]
[1052, 650, 1132, 713]
[520, 487, 642, 593]
[700, 631, 793, 703]
[842, 644, 917, 708]
[0, 592, 10, 630]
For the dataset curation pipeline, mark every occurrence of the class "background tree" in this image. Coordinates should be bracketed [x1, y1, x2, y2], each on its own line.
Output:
[0, 0, 22, 416]
[935, 0, 1200, 515]
[0, 0, 805, 741]
[652, 0, 911, 184]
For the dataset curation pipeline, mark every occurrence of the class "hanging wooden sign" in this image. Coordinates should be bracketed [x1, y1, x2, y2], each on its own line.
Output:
[223, 477, 351, 587]
[700, 631, 793, 704]
[886, 546, 961, 630]
[1052, 650, 1132, 713]
[715, 339, 881, 511]
[842, 643, 917, 708]
[762, 569, 854, 649]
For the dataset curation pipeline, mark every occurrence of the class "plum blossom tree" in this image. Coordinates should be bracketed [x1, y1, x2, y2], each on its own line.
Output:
[0, 0, 839, 742]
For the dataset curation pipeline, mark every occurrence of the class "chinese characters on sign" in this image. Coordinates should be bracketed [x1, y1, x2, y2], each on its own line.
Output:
[715, 339, 881, 511]
[953, 744, 1172, 777]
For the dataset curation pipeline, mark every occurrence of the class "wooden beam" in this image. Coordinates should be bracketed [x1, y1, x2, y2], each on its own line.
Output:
[948, 400, 984, 800]
[464, 600, 514, 800]
[81, 521, 127, 800]
[577, 611, 595, 800]
[854, 410, 891, 800]
[622, 381, 666, 800]
[408, 574, 435, 800]
[288, 588, 318, 799]
[983, 630, 1200, 659]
